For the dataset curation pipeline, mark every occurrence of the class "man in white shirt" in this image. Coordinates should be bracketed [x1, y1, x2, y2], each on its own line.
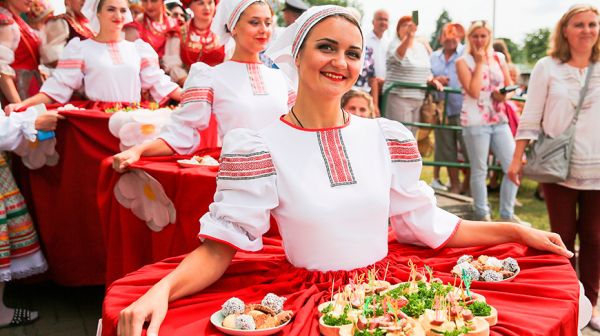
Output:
[354, 9, 389, 115]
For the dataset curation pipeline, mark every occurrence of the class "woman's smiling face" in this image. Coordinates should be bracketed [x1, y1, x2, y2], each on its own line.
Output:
[296, 16, 363, 98]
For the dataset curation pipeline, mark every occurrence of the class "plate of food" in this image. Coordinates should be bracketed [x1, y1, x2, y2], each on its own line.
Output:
[177, 155, 219, 170]
[452, 255, 520, 282]
[210, 294, 293, 336]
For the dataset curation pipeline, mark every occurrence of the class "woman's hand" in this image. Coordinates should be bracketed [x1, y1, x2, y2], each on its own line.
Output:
[113, 148, 142, 173]
[35, 110, 65, 131]
[428, 78, 444, 91]
[507, 157, 523, 186]
[117, 280, 170, 336]
[518, 226, 574, 258]
[491, 89, 507, 103]
[4, 102, 25, 115]
[472, 48, 486, 65]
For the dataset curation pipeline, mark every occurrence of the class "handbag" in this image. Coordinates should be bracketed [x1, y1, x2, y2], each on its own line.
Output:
[522, 63, 594, 183]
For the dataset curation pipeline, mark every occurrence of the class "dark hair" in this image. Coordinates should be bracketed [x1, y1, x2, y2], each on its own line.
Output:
[166, 2, 188, 20]
[97, 0, 106, 11]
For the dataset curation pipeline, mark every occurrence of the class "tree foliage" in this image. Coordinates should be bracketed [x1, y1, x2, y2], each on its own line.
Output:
[429, 9, 452, 51]
[497, 37, 524, 64]
[523, 28, 550, 65]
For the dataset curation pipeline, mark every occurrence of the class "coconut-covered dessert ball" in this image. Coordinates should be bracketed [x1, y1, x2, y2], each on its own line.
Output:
[221, 297, 245, 316]
[485, 257, 503, 269]
[235, 314, 256, 330]
[502, 257, 519, 273]
[481, 270, 503, 282]
[457, 254, 473, 264]
[261, 293, 286, 314]
[453, 261, 480, 280]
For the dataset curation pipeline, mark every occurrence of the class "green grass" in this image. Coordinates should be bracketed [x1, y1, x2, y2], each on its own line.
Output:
[420, 165, 550, 231]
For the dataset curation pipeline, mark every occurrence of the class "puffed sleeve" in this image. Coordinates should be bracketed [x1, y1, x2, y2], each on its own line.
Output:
[0, 108, 37, 151]
[40, 38, 84, 103]
[135, 39, 179, 103]
[515, 57, 550, 140]
[0, 15, 18, 78]
[162, 35, 187, 83]
[39, 18, 69, 66]
[159, 62, 212, 154]
[378, 118, 461, 249]
[198, 128, 278, 251]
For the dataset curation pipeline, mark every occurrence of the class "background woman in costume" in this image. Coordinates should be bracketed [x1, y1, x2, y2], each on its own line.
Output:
[455, 20, 526, 225]
[383, 15, 442, 135]
[111, 6, 573, 336]
[0, 0, 43, 104]
[40, 0, 95, 75]
[112, 0, 294, 171]
[124, 0, 180, 59]
[3, 0, 181, 114]
[507, 5, 600, 331]
[163, 0, 225, 86]
[165, 0, 187, 26]
[0, 108, 63, 328]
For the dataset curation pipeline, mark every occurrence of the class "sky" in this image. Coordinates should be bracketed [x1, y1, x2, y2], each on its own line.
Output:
[357, 0, 600, 45]
[49, 0, 600, 45]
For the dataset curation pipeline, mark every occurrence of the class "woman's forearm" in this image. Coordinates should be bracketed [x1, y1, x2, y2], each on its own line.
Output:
[446, 220, 522, 248]
[138, 139, 176, 157]
[466, 65, 483, 98]
[512, 139, 529, 161]
[395, 37, 413, 59]
[21, 93, 55, 108]
[0, 75, 21, 103]
[164, 240, 236, 302]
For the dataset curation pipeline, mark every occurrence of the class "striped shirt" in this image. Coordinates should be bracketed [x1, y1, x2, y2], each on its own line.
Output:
[384, 41, 431, 100]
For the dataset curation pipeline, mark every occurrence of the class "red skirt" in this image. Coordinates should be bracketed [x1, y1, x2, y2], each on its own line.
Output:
[102, 240, 579, 336]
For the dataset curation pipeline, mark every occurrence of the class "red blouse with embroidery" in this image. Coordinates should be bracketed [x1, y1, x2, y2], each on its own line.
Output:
[0, 6, 40, 71]
[179, 21, 224, 67]
[125, 13, 179, 57]
[59, 12, 95, 41]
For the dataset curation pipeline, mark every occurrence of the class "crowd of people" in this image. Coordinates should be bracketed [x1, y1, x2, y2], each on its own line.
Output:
[0, 0, 598, 333]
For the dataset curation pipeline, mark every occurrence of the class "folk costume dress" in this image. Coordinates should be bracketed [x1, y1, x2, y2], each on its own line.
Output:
[0, 109, 47, 282]
[41, 9, 95, 70]
[0, 5, 43, 101]
[40, 38, 179, 105]
[124, 13, 179, 58]
[102, 116, 464, 334]
[159, 61, 296, 154]
[163, 21, 225, 83]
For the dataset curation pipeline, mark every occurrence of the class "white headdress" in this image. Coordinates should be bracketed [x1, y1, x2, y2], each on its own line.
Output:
[265, 5, 363, 87]
[82, 0, 134, 34]
[211, 0, 265, 46]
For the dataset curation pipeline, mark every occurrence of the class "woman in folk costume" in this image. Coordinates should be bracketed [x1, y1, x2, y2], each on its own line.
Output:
[124, 0, 180, 58]
[0, 109, 63, 328]
[41, 0, 95, 71]
[163, 0, 225, 85]
[106, 6, 574, 336]
[0, 0, 44, 103]
[3, 0, 181, 114]
[112, 0, 295, 171]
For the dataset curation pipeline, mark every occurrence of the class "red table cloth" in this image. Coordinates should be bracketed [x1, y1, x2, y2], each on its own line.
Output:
[102, 241, 579, 336]
[98, 153, 219, 285]
[98, 153, 283, 285]
[18, 108, 218, 285]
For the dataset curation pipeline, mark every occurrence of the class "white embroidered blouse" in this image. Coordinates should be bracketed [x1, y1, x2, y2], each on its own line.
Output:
[516, 56, 600, 190]
[159, 61, 295, 155]
[40, 38, 178, 104]
[198, 116, 460, 272]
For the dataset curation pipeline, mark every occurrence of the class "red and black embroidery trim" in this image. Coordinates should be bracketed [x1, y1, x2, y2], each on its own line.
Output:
[218, 151, 276, 180]
[317, 129, 356, 187]
[386, 139, 421, 162]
